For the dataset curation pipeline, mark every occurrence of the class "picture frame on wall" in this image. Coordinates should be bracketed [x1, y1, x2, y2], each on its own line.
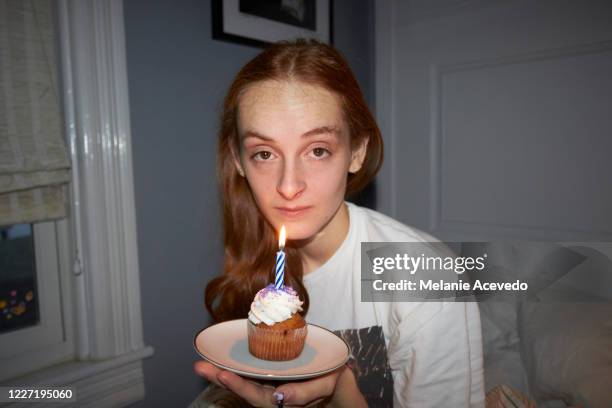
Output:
[212, 0, 333, 48]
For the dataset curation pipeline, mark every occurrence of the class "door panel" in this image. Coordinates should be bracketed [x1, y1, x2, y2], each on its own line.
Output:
[376, 0, 612, 240]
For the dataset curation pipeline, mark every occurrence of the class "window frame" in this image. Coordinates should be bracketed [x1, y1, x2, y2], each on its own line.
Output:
[0, 221, 74, 381]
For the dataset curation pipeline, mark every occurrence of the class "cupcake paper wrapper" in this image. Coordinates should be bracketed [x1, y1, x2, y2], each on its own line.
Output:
[247, 320, 307, 361]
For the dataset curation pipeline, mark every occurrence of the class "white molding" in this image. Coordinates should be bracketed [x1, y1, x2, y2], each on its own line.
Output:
[50, 0, 152, 406]
[4, 347, 153, 408]
[434, 219, 612, 242]
[374, 0, 397, 217]
[436, 39, 612, 76]
[429, 63, 442, 233]
[429, 40, 612, 240]
[59, 0, 146, 361]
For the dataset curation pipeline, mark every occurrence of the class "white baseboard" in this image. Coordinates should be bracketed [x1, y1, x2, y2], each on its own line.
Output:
[3, 347, 154, 408]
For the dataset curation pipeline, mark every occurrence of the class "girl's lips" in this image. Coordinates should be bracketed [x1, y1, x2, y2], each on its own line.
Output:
[276, 206, 312, 218]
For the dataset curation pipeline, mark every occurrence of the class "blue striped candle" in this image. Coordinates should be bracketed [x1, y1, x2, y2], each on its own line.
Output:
[274, 226, 286, 289]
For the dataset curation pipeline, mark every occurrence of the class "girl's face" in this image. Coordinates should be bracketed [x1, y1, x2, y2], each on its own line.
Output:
[235, 80, 366, 241]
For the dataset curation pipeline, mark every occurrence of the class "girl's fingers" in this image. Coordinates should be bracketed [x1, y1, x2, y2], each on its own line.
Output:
[193, 361, 226, 389]
[274, 370, 339, 406]
[195, 361, 344, 407]
[216, 370, 277, 407]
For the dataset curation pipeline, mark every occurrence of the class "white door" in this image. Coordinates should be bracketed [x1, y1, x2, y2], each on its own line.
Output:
[375, 0, 612, 241]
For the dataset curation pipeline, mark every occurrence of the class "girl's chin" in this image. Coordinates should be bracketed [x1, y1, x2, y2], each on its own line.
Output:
[273, 222, 319, 242]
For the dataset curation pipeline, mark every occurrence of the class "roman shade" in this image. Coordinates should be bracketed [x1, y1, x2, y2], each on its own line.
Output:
[0, 0, 70, 226]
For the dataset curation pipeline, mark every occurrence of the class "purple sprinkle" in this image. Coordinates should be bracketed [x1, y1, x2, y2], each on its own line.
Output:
[259, 283, 297, 298]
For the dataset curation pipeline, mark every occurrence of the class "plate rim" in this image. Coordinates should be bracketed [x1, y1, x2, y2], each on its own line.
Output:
[193, 318, 350, 380]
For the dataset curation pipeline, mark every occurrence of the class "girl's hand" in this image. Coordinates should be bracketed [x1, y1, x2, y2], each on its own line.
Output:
[194, 361, 367, 407]
[194, 361, 276, 406]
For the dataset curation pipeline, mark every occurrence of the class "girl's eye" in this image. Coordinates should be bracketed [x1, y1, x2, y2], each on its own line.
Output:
[310, 147, 331, 159]
[252, 150, 275, 161]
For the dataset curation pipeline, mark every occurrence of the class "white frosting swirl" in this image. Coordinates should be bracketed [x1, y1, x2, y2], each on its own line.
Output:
[248, 284, 303, 326]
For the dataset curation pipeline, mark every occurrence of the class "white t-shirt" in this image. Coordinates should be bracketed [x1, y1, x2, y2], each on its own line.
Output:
[303, 202, 485, 408]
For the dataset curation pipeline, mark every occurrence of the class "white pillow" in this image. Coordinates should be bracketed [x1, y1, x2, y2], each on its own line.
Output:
[518, 294, 612, 407]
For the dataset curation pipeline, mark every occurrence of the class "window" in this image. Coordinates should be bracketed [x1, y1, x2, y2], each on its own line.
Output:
[0, 224, 39, 334]
[0, 221, 73, 381]
[0, 1, 152, 406]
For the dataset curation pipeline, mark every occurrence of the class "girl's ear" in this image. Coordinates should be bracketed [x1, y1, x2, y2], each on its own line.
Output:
[231, 147, 246, 177]
[349, 137, 369, 174]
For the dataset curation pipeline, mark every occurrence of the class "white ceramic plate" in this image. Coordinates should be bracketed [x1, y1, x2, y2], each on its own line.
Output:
[194, 319, 349, 380]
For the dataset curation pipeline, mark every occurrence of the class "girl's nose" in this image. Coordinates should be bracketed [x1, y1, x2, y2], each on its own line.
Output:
[276, 160, 306, 200]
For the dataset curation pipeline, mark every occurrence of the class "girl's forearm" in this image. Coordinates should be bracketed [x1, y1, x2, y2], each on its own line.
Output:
[327, 365, 368, 408]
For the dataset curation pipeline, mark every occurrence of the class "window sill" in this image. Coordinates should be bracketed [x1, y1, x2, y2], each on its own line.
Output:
[3, 346, 154, 408]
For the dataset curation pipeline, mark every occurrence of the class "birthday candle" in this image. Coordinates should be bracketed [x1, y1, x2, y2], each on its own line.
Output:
[275, 226, 286, 289]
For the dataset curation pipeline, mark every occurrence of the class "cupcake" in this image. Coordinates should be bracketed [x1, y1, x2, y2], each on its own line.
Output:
[247, 284, 307, 361]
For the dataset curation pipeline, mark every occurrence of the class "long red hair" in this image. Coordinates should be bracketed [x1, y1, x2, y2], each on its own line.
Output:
[205, 39, 383, 323]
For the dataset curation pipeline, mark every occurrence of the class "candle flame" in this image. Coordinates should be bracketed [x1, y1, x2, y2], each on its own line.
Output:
[279, 225, 286, 250]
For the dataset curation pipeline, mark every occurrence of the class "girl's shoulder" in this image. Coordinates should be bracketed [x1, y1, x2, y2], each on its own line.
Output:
[347, 201, 440, 244]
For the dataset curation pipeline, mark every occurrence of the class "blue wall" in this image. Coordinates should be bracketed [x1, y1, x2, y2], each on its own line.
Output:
[123, 0, 374, 406]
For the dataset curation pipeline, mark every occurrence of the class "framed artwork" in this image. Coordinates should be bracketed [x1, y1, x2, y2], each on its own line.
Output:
[212, 0, 333, 48]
